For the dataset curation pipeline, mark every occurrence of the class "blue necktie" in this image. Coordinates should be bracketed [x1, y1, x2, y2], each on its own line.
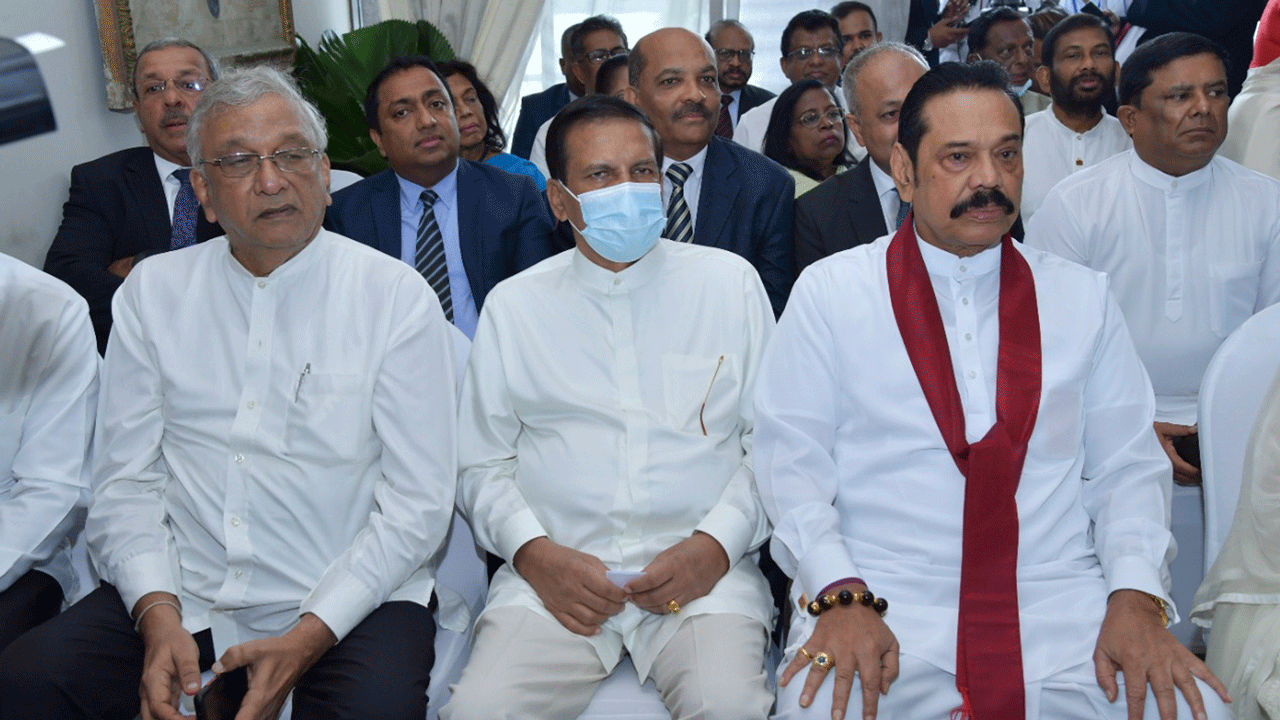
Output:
[894, 187, 912, 229]
[169, 168, 198, 250]
[415, 189, 453, 321]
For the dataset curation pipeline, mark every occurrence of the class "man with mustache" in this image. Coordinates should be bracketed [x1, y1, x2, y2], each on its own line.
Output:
[1030, 33, 1280, 640]
[967, 7, 1052, 115]
[733, 10, 864, 161]
[627, 27, 796, 316]
[43, 38, 223, 353]
[705, 19, 774, 140]
[756, 60, 1232, 720]
[1021, 13, 1131, 219]
[327, 56, 556, 339]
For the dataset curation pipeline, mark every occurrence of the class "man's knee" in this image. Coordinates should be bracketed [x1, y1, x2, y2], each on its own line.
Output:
[0, 620, 84, 714]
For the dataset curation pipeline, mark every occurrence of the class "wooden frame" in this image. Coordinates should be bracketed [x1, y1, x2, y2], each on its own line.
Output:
[95, 0, 296, 111]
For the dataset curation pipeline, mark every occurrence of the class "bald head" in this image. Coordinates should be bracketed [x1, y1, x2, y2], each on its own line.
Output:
[626, 28, 720, 161]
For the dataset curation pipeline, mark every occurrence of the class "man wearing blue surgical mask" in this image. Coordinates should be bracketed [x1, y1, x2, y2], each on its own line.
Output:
[443, 95, 776, 720]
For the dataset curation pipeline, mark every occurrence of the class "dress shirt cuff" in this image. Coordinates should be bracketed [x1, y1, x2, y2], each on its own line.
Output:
[695, 503, 755, 566]
[1105, 555, 1178, 625]
[494, 507, 550, 564]
[112, 552, 181, 617]
[301, 573, 378, 642]
[795, 541, 862, 601]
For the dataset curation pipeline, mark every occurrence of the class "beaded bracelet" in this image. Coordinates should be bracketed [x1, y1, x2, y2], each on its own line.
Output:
[802, 588, 888, 618]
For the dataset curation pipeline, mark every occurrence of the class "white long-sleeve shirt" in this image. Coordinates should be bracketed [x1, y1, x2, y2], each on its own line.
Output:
[1020, 109, 1131, 220]
[0, 255, 97, 599]
[755, 233, 1174, 681]
[458, 239, 774, 680]
[87, 230, 457, 650]
[1028, 151, 1280, 424]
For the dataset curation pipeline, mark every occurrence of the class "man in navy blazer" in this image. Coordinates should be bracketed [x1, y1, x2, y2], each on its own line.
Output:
[327, 56, 556, 338]
[510, 25, 582, 159]
[44, 40, 222, 353]
[627, 28, 795, 316]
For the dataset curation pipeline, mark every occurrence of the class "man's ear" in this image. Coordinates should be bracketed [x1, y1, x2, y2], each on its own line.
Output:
[847, 111, 867, 149]
[890, 141, 914, 204]
[1117, 104, 1139, 136]
[624, 84, 639, 106]
[546, 179, 571, 224]
[190, 168, 218, 223]
[369, 128, 387, 158]
[1035, 65, 1051, 94]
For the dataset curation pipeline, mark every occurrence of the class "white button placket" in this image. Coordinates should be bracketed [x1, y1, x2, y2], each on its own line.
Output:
[608, 276, 650, 569]
[1164, 187, 1185, 321]
[952, 265, 991, 435]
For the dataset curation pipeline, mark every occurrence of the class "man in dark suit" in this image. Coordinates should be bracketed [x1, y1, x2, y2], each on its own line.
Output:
[797, 42, 928, 273]
[44, 38, 222, 353]
[1126, 0, 1268, 97]
[510, 24, 582, 159]
[627, 27, 795, 316]
[905, 0, 968, 66]
[705, 20, 775, 139]
[327, 56, 556, 339]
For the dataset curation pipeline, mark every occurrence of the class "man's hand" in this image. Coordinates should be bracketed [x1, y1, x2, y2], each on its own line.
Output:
[625, 532, 730, 614]
[513, 536, 627, 636]
[213, 613, 336, 720]
[108, 256, 135, 278]
[1154, 422, 1201, 486]
[1094, 589, 1230, 720]
[929, 0, 969, 49]
[779, 584, 899, 720]
[135, 592, 200, 720]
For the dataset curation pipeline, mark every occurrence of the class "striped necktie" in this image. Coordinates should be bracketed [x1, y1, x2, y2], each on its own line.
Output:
[169, 168, 198, 250]
[663, 162, 694, 244]
[715, 95, 734, 139]
[415, 189, 453, 321]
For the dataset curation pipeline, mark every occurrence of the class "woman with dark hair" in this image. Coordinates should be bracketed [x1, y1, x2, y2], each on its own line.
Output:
[762, 78, 855, 198]
[438, 60, 547, 191]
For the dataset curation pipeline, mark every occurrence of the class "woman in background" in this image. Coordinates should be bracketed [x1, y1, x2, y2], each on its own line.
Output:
[762, 79, 855, 199]
[438, 60, 547, 191]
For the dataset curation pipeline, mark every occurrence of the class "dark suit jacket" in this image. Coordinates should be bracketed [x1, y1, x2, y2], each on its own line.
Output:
[795, 157, 888, 274]
[905, 0, 942, 66]
[737, 84, 775, 119]
[325, 160, 557, 312]
[695, 137, 795, 317]
[511, 83, 572, 160]
[1128, 0, 1267, 97]
[44, 146, 221, 353]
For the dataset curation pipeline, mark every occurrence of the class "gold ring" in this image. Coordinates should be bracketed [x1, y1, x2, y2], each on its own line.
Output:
[812, 652, 835, 671]
[667, 599, 681, 614]
[797, 647, 813, 661]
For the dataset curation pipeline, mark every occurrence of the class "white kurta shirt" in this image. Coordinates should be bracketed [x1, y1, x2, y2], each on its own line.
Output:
[1021, 109, 1131, 220]
[458, 239, 774, 680]
[0, 255, 97, 599]
[1028, 151, 1280, 425]
[87, 230, 457, 650]
[754, 232, 1174, 681]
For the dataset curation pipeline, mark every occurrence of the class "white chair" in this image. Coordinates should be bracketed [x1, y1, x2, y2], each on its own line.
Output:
[328, 169, 363, 193]
[1199, 302, 1280, 572]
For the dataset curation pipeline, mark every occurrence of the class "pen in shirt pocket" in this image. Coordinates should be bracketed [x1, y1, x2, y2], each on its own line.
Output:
[699, 355, 725, 436]
[294, 363, 311, 402]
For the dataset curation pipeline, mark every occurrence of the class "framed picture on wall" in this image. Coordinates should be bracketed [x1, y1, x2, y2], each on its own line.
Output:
[94, 0, 296, 110]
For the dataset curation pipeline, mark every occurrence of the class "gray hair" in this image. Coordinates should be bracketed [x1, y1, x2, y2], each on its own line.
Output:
[841, 41, 928, 117]
[185, 66, 328, 170]
[131, 38, 221, 95]
[705, 19, 753, 47]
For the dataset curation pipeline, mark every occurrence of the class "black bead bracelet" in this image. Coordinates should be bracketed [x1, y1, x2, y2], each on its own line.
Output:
[804, 588, 888, 617]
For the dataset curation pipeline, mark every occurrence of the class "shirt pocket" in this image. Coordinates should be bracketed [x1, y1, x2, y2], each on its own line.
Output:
[286, 373, 369, 461]
[662, 354, 739, 435]
[1209, 260, 1263, 338]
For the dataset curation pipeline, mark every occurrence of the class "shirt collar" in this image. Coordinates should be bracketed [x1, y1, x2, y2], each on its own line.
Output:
[915, 227, 1003, 280]
[869, 159, 897, 199]
[1129, 151, 1213, 193]
[396, 162, 460, 214]
[662, 144, 709, 178]
[1046, 107, 1106, 137]
[571, 236, 669, 292]
[153, 152, 186, 182]
[223, 227, 329, 282]
[727, 88, 742, 103]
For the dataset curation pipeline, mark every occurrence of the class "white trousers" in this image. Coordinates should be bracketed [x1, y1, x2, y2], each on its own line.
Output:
[442, 606, 773, 720]
[773, 652, 1232, 720]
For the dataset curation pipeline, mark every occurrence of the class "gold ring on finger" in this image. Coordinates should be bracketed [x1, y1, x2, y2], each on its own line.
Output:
[667, 599, 681, 614]
[797, 647, 813, 661]
[811, 652, 835, 670]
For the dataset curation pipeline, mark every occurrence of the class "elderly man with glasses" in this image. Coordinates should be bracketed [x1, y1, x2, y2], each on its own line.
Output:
[0, 66, 457, 720]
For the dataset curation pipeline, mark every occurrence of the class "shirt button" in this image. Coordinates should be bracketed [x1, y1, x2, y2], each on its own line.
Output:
[246, 400, 255, 409]
[230, 516, 241, 526]
[962, 297, 970, 306]
[234, 453, 244, 463]
[613, 278, 622, 286]
[968, 370, 977, 379]
[234, 570, 243, 579]
[257, 281, 266, 288]
[958, 264, 967, 273]
[965, 333, 973, 341]
[1075, 158, 1083, 166]
[1171, 180, 1178, 190]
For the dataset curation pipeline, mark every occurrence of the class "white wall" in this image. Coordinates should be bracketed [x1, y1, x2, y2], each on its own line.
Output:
[0, 0, 350, 267]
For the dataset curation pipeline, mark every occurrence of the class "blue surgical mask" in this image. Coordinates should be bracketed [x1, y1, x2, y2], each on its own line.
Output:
[560, 181, 665, 264]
